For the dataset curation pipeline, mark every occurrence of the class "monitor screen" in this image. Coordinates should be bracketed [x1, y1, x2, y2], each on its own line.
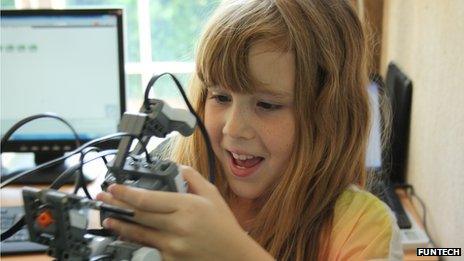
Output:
[366, 79, 383, 170]
[1, 9, 125, 155]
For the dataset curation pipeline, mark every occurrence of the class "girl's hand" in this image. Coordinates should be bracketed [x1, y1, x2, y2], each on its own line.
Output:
[96, 165, 273, 261]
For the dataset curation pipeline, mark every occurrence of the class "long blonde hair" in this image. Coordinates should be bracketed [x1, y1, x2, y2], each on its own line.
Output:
[167, 0, 371, 259]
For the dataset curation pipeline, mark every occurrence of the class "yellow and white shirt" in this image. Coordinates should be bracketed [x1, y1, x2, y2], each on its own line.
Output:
[326, 185, 402, 260]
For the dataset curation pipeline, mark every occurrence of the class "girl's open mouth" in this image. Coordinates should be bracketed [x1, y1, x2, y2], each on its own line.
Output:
[227, 151, 264, 178]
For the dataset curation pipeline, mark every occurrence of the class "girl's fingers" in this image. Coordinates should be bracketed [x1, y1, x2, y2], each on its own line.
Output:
[97, 191, 177, 233]
[107, 184, 187, 213]
[96, 191, 131, 209]
[104, 165, 220, 213]
[179, 165, 218, 198]
[103, 218, 170, 251]
[134, 212, 177, 232]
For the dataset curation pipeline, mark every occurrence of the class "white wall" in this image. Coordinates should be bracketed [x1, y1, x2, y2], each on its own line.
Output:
[381, 0, 464, 255]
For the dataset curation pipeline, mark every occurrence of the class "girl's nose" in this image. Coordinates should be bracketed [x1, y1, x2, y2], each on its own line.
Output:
[222, 105, 255, 140]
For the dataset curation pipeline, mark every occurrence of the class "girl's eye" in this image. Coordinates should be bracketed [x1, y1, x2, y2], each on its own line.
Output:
[257, 101, 282, 110]
[210, 94, 231, 103]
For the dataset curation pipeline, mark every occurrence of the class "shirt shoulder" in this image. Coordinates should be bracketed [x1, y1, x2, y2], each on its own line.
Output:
[326, 185, 402, 261]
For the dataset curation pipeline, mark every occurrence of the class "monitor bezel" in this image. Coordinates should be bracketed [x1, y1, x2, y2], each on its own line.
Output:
[1, 8, 126, 153]
[384, 62, 413, 185]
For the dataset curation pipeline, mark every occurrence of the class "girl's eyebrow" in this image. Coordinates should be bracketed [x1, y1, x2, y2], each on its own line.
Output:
[206, 86, 292, 100]
[255, 89, 292, 100]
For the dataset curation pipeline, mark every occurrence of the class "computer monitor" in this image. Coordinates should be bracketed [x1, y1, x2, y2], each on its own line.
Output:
[0, 9, 126, 182]
[365, 65, 413, 186]
[384, 63, 412, 184]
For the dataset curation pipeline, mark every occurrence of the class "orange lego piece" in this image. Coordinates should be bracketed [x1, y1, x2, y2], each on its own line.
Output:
[37, 210, 54, 228]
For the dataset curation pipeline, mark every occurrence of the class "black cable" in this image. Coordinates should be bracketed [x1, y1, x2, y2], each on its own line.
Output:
[50, 150, 117, 189]
[136, 135, 152, 164]
[77, 133, 151, 197]
[73, 135, 151, 198]
[0, 216, 25, 242]
[395, 183, 437, 247]
[0, 113, 84, 185]
[51, 150, 117, 190]
[74, 147, 102, 199]
[1, 132, 132, 188]
[143, 73, 216, 183]
[1, 113, 80, 151]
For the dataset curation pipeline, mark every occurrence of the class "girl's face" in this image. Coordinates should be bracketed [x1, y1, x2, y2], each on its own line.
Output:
[204, 43, 295, 199]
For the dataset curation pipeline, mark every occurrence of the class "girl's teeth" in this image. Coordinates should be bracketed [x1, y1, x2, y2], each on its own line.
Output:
[231, 152, 255, 160]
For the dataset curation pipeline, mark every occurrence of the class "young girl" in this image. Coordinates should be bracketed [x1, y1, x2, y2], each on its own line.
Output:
[97, 0, 402, 260]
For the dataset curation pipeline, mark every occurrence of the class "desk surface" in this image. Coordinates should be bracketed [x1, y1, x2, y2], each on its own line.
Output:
[1, 184, 435, 260]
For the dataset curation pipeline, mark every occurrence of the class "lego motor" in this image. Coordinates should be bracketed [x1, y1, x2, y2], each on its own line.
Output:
[22, 187, 162, 260]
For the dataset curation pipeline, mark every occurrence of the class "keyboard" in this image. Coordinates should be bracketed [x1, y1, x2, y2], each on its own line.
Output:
[374, 182, 412, 229]
[1, 206, 47, 255]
